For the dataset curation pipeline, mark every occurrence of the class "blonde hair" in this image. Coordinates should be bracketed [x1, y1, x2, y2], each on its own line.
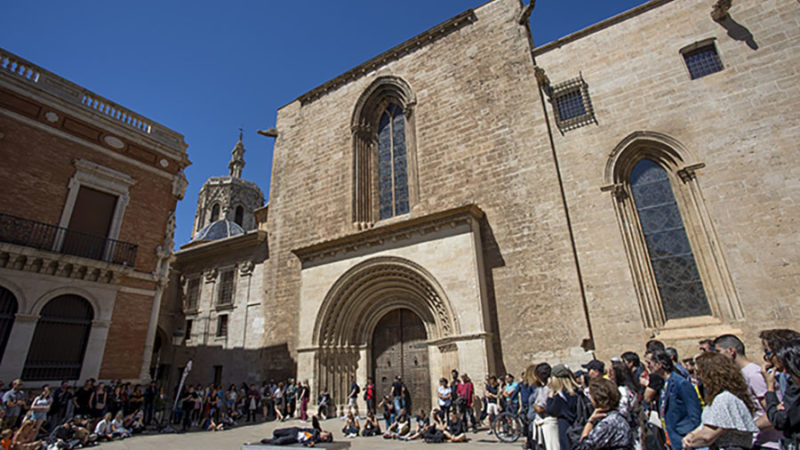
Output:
[523, 365, 537, 386]
[548, 374, 580, 393]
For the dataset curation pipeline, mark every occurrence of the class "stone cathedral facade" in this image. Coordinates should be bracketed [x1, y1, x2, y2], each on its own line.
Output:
[165, 0, 799, 413]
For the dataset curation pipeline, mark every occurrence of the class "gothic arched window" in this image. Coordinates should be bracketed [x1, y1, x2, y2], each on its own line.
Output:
[209, 204, 220, 223]
[604, 132, 741, 329]
[378, 104, 409, 220]
[0, 286, 17, 364]
[351, 76, 418, 229]
[629, 159, 710, 319]
[23, 294, 94, 380]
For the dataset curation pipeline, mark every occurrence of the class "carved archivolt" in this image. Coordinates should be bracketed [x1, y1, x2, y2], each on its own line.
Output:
[313, 256, 457, 348]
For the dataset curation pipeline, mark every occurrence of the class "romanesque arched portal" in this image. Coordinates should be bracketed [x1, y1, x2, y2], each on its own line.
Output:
[310, 257, 458, 413]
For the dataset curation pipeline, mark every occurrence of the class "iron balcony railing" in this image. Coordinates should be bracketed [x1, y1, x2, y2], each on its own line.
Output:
[0, 213, 137, 267]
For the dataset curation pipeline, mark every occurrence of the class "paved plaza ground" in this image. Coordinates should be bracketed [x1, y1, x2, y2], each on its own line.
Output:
[99, 417, 523, 450]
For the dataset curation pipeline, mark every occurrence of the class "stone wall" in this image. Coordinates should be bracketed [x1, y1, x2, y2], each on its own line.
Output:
[533, 0, 800, 360]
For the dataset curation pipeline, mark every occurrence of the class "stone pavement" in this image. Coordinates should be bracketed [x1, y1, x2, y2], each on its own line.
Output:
[99, 417, 523, 450]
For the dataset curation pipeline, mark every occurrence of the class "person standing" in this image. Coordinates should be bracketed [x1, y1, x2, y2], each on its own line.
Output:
[285, 380, 297, 419]
[763, 337, 800, 448]
[143, 381, 157, 425]
[317, 386, 330, 420]
[681, 351, 758, 450]
[714, 333, 783, 449]
[180, 386, 198, 432]
[247, 384, 261, 423]
[2, 379, 27, 429]
[390, 376, 405, 414]
[347, 378, 360, 417]
[438, 378, 453, 420]
[648, 350, 701, 450]
[456, 373, 478, 432]
[298, 380, 310, 422]
[364, 377, 376, 415]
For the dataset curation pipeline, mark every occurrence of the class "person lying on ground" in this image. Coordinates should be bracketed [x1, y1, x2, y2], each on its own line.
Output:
[260, 415, 332, 447]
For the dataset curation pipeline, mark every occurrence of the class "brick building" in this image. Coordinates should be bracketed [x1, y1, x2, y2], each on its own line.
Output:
[156, 0, 798, 414]
[0, 48, 189, 385]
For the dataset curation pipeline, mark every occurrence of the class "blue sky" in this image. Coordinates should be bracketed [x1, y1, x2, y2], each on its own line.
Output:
[2, 0, 648, 247]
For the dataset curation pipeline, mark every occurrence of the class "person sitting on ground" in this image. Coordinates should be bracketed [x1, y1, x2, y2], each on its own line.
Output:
[342, 411, 360, 438]
[125, 409, 145, 434]
[682, 351, 759, 450]
[202, 415, 224, 431]
[574, 378, 633, 450]
[260, 415, 332, 447]
[403, 408, 433, 441]
[383, 408, 410, 439]
[443, 410, 468, 443]
[94, 412, 114, 441]
[378, 395, 395, 426]
[111, 411, 131, 438]
[361, 410, 381, 437]
[10, 420, 43, 450]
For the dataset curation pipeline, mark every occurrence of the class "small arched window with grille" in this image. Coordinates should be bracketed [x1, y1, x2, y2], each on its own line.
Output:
[23, 295, 94, 381]
[0, 286, 18, 364]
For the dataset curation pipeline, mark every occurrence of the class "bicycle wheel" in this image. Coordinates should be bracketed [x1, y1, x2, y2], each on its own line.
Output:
[492, 411, 521, 443]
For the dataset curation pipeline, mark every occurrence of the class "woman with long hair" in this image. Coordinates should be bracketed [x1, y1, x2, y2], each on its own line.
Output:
[546, 365, 585, 450]
[608, 360, 642, 450]
[682, 351, 758, 450]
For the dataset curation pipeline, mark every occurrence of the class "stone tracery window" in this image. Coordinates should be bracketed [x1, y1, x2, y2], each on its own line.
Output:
[378, 104, 409, 220]
[629, 159, 711, 320]
[351, 76, 418, 229]
[604, 131, 742, 329]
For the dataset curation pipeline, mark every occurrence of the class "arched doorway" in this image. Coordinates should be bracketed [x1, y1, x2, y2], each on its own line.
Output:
[23, 294, 94, 381]
[0, 286, 18, 363]
[372, 308, 430, 412]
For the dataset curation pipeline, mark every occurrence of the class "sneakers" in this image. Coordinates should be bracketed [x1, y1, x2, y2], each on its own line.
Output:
[487, 430, 493, 435]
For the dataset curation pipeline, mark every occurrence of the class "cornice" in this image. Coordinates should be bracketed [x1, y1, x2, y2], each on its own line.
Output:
[294, 9, 478, 106]
[532, 0, 674, 56]
[175, 230, 266, 262]
[293, 204, 484, 262]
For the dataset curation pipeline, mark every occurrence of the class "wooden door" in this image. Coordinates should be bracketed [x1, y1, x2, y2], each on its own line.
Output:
[371, 309, 430, 413]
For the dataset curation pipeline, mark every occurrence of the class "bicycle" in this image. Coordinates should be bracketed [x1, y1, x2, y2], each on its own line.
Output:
[491, 411, 522, 443]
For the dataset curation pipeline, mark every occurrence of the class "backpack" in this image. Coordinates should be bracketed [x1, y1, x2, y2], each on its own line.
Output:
[566, 390, 593, 448]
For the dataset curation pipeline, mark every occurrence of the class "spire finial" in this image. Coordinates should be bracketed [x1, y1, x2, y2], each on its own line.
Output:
[229, 130, 246, 178]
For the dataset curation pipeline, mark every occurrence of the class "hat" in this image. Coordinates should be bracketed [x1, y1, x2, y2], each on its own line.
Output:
[551, 364, 571, 378]
[582, 360, 605, 372]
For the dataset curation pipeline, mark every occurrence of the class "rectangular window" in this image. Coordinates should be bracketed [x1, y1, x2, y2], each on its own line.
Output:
[550, 75, 596, 133]
[216, 315, 228, 338]
[184, 319, 193, 341]
[185, 278, 200, 310]
[213, 365, 223, 386]
[62, 186, 118, 260]
[681, 40, 724, 80]
[216, 270, 234, 306]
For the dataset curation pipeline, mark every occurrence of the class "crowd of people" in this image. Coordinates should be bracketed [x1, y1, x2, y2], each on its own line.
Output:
[2, 328, 799, 449]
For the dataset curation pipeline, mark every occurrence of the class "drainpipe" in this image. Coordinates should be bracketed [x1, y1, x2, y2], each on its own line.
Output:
[520, 2, 595, 352]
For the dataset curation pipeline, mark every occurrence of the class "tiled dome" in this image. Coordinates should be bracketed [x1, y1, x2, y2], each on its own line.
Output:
[190, 219, 245, 243]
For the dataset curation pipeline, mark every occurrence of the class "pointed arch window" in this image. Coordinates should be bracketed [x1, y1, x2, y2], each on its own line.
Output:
[351, 76, 418, 229]
[604, 132, 742, 329]
[378, 104, 409, 220]
[629, 159, 710, 319]
[209, 204, 220, 223]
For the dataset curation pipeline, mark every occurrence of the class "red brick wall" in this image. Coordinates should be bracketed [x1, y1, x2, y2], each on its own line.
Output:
[0, 114, 175, 273]
[99, 291, 154, 379]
